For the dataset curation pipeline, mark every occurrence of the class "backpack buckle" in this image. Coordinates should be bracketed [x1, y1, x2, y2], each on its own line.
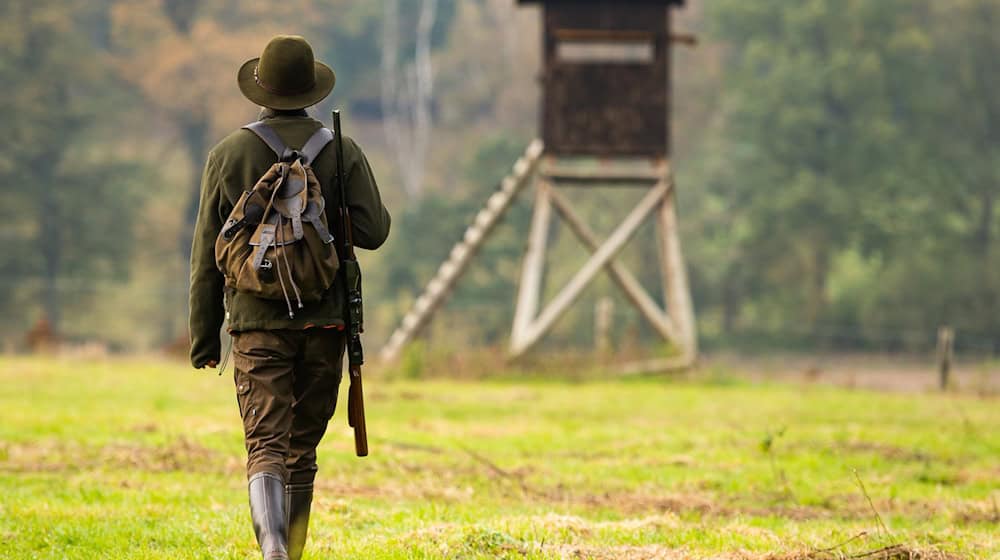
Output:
[280, 148, 303, 163]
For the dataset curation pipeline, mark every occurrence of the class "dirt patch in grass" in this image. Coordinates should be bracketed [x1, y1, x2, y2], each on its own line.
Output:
[548, 543, 963, 560]
[581, 489, 948, 523]
[0, 437, 232, 473]
[953, 496, 1000, 524]
[548, 544, 692, 559]
[835, 442, 938, 463]
[314, 452, 984, 528]
[532, 512, 682, 535]
[566, 487, 715, 516]
[399, 518, 964, 560]
[765, 544, 964, 560]
[398, 518, 688, 558]
[4, 433, 985, 535]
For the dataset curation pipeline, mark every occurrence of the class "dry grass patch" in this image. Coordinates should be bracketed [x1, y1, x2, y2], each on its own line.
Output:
[549, 543, 965, 560]
[765, 544, 964, 560]
[0, 437, 232, 473]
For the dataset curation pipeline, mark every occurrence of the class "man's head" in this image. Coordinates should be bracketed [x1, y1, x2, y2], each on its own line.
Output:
[238, 35, 335, 110]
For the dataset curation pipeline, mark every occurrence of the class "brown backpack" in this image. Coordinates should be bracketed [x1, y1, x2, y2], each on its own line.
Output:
[215, 122, 339, 318]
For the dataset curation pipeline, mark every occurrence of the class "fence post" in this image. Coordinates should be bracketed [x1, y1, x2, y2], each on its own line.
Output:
[937, 326, 954, 391]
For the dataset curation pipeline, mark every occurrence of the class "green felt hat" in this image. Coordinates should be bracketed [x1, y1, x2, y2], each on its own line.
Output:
[238, 35, 335, 110]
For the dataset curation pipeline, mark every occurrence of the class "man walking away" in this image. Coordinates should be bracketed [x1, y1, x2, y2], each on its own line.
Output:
[188, 35, 391, 560]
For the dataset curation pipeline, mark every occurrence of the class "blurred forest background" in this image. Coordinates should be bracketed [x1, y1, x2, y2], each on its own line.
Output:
[2, 0, 999, 358]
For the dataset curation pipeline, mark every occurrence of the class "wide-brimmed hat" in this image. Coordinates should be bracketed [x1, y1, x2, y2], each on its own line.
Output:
[237, 35, 335, 110]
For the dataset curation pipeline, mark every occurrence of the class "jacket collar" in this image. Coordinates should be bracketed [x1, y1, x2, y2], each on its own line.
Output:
[258, 107, 309, 120]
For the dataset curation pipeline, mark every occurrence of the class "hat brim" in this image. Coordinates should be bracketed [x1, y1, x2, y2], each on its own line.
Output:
[237, 58, 336, 110]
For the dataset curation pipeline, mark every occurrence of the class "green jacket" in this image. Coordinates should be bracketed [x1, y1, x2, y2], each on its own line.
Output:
[189, 109, 391, 368]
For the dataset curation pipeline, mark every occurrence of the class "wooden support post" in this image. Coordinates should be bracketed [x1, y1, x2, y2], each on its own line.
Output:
[656, 173, 697, 360]
[511, 180, 553, 351]
[937, 326, 954, 391]
[595, 297, 613, 356]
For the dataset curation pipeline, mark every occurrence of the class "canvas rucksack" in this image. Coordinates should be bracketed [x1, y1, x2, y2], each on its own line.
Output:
[214, 121, 340, 318]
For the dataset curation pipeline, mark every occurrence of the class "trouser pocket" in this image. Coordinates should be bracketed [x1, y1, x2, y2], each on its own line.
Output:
[233, 368, 254, 420]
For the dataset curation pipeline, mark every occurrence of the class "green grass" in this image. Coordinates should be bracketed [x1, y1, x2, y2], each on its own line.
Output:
[0, 356, 997, 559]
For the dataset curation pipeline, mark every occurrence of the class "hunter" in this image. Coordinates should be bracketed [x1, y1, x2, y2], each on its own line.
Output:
[188, 35, 391, 560]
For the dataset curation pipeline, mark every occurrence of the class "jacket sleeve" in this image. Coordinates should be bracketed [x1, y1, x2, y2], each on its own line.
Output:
[344, 137, 391, 250]
[188, 152, 226, 368]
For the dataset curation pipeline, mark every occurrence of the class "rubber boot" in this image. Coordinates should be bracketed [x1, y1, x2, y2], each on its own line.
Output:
[286, 482, 313, 560]
[248, 472, 289, 560]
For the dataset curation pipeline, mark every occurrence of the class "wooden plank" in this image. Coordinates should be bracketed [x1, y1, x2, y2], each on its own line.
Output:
[510, 179, 670, 358]
[552, 29, 655, 42]
[655, 177, 697, 358]
[542, 174, 661, 187]
[540, 156, 665, 184]
[546, 184, 676, 341]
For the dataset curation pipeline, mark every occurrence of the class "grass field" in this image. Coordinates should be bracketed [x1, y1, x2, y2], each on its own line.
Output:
[0, 356, 997, 559]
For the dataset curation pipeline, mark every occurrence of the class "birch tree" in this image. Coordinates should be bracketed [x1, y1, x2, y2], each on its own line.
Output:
[381, 0, 438, 199]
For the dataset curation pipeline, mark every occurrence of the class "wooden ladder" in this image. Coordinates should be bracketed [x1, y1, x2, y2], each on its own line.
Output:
[379, 140, 544, 362]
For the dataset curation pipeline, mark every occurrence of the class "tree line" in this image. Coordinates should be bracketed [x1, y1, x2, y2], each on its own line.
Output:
[682, 0, 1000, 351]
[2, 0, 997, 355]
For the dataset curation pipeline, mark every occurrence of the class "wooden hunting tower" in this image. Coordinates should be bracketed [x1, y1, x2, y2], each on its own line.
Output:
[381, 0, 697, 368]
[528, 0, 684, 156]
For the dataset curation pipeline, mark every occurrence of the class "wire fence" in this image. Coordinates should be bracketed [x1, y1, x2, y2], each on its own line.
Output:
[1, 280, 998, 375]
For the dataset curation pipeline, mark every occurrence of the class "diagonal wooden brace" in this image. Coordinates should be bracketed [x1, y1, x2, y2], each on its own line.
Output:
[546, 183, 677, 342]
[509, 178, 672, 358]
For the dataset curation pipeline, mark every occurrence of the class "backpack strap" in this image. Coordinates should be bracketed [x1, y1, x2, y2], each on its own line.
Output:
[244, 122, 333, 165]
[243, 121, 287, 158]
[300, 127, 333, 165]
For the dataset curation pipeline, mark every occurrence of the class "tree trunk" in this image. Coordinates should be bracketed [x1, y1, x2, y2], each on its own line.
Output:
[805, 245, 829, 334]
[179, 116, 208, 261]
[381, 0, 437, 199]
[39, 167, 61, 334]
[175, 116, 208, 343]
[976, 189, 994, 258]
[977, 187, 997, 349]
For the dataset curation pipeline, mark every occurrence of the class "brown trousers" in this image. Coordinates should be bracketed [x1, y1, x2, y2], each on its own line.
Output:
[231, 328, 345, 485]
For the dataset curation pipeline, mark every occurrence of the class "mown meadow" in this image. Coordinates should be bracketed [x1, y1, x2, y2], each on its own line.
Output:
[0, 356, 997, 559]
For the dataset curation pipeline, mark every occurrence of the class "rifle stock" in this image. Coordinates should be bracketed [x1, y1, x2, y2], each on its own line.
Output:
[334, 109, 369, 457]
[347, 365, 368, 456]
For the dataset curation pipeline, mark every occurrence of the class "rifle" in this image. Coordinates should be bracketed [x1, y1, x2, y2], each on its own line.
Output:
[333, 110, 368, 457]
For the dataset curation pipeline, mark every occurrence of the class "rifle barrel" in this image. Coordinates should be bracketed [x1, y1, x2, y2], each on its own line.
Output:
[333, 109, 368, 458]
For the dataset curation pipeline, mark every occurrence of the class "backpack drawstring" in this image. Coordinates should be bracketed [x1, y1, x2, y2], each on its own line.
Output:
[278, 213, 304, 310]
[274, 214, 295, 319]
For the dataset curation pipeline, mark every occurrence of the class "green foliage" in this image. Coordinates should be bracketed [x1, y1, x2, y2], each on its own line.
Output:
[0, 0, 151, 338]
[2, 0, 999, 354]
[686, 0, 1000, 350]
[399, 339, 427, 380]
